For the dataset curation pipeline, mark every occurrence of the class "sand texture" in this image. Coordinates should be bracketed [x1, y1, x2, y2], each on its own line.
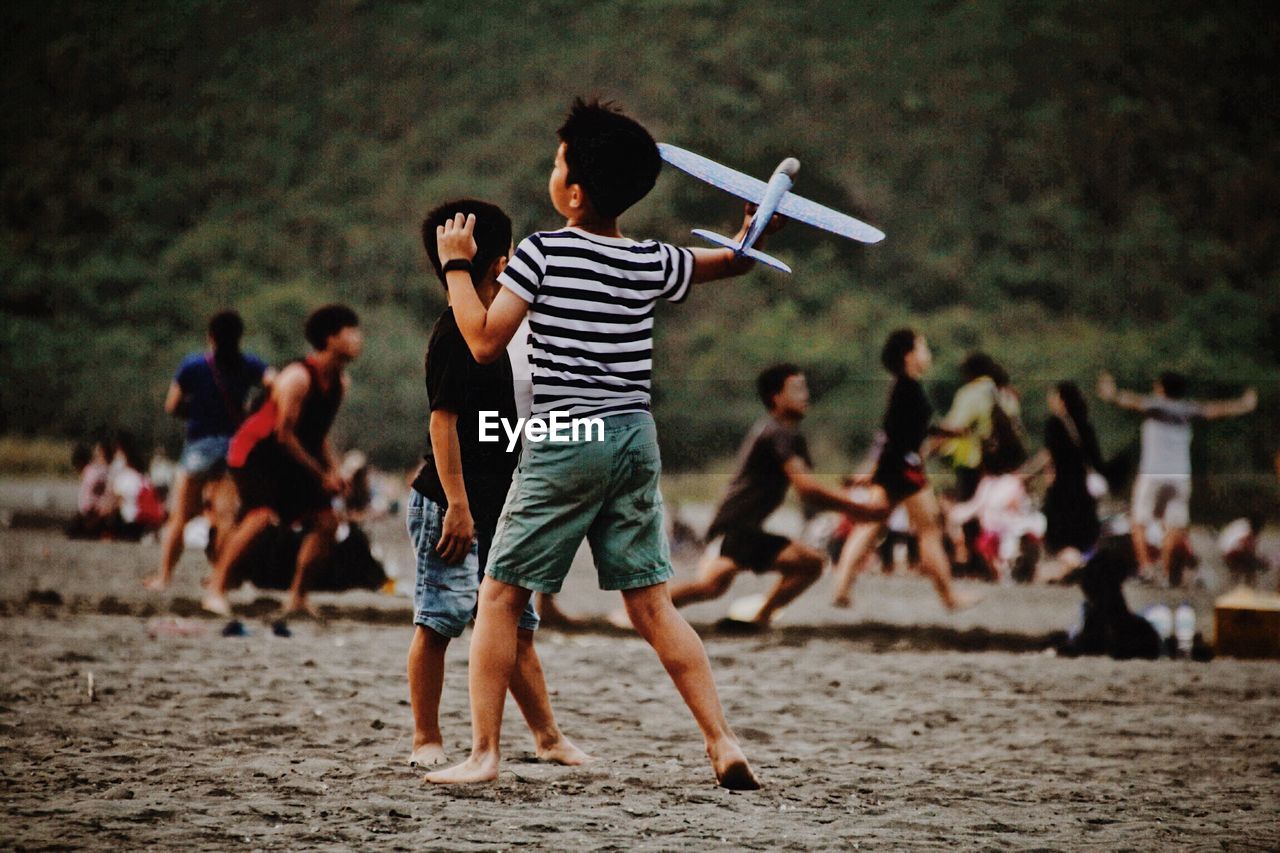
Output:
[2, 521, 1279, 849]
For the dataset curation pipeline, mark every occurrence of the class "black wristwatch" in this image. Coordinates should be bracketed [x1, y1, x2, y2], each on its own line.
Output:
[442, 259, 473, 275]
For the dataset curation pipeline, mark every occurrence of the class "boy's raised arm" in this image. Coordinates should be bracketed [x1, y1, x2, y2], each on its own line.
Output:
[1200, 387, 1257, 420]
[437, 213, 529, 364]
[1096, 371, 1147, 412]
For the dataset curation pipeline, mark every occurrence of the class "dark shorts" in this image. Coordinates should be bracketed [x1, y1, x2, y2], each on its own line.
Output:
[231, 445, 331, 525]
[407, 490, 538, 638]
[713, 528, 792, 573]
[873, 461, 928, 505]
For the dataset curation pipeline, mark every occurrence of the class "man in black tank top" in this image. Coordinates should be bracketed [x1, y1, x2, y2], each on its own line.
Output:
[202, 305, 363, 618]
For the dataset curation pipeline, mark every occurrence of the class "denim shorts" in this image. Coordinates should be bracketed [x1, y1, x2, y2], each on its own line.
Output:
[180, 435, 230, 476]
[406, 489, 539, 638]
[485, 412, 675, 594]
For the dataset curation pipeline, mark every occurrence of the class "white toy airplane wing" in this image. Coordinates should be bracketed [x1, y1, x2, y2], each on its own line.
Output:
[659, 142, 886, 245]
[658, 143, 769, 204]
[775, 194, 885, 244]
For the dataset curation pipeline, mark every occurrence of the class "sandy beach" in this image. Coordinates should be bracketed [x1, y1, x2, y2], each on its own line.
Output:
[3, 515, 1279, 849]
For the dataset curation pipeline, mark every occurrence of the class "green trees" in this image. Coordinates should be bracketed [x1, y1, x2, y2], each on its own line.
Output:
[2, 1, 1275, 510]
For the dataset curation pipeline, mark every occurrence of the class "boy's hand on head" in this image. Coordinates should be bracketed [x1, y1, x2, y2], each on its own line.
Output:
[437, 212, 478, 264]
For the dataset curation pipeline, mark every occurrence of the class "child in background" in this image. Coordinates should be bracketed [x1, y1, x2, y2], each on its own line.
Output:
[404, 198, 585, 770]
[661, 364, 885, 627]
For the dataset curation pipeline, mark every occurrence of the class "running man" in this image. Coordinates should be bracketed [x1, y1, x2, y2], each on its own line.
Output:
[202, 304, 363, 617]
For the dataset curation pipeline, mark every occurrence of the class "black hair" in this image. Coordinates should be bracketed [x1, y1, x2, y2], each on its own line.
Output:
[960, 352, 1000, 383]
[557, 97, 661, 218]
[421, 199, 513, 292]
[757, 363, 802, 409]
[1159, 371, 1188, 400]
[880, 328, 918, 376]
[1056, 381, 1090, 432]
[304, 304, 360, 351]
[113, 430, 146, 472]
[208, 310, 245, 375]
[1056, 381, 1104, 470]
[72, 442, 93, 472]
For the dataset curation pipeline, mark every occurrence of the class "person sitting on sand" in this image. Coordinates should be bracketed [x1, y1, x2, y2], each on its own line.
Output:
[404, 198, 586, 770]
[68, 439, 113, 539]
[106, 432, 167, 541]
[202, 305, 362, 618]
[830, 328, 982, 612]
[627, 363, 883, 628]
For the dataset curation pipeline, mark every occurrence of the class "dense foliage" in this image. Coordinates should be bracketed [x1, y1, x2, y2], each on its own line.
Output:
[2, 1, 1276, 512]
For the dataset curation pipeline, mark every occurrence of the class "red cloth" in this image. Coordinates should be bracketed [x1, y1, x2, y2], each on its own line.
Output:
[227, 398, 277, 469]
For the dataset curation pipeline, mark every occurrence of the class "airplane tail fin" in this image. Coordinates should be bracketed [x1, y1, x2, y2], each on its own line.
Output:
[690, 229, 792, 274]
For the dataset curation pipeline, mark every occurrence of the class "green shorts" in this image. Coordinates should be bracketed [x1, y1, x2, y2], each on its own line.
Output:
[485, 412, 674, 594]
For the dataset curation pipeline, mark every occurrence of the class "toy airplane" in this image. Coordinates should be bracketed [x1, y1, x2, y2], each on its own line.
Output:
[658, 142, 885, 273]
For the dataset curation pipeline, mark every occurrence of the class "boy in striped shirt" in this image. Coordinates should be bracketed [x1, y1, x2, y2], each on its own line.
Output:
[427, 99, 776, 790]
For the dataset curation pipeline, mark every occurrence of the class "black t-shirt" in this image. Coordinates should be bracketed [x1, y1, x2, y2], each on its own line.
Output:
[879, 376, 933, 471]
[708, 416, 811, 536]
[411, 309, 519, 531]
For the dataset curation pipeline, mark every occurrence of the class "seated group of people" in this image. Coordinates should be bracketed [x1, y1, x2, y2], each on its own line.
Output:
[69, 434, 167, 541]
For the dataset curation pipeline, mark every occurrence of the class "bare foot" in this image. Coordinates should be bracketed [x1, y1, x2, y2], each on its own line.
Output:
[831, 593, 852, 609]
[537, 595, 582, 629]
[284, 598, 321, 620]
[142, 574, 170, 592]
[423, 752, 499, 785]
[945, 589, 984, 612]
[606, 608, 634, 630]
[536, 737, 591, 766]
[201, 593, 231, 617]
[408, 743, 448, 768]
[708, 738, 760, 791]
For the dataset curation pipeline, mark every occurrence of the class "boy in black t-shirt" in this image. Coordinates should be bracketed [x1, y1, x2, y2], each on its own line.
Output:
[664, 364, 885, 626]
[404, 199, 586, 770]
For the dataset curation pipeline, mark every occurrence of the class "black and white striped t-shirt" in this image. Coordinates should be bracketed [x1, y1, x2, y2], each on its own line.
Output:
[497, 227, 695, 419]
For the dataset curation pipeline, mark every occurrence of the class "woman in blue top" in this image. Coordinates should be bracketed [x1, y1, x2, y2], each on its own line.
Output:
[145, 311, 272, 590]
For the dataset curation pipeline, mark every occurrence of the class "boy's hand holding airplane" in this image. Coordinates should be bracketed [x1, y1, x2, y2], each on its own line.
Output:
[739, 202, 786, 243]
